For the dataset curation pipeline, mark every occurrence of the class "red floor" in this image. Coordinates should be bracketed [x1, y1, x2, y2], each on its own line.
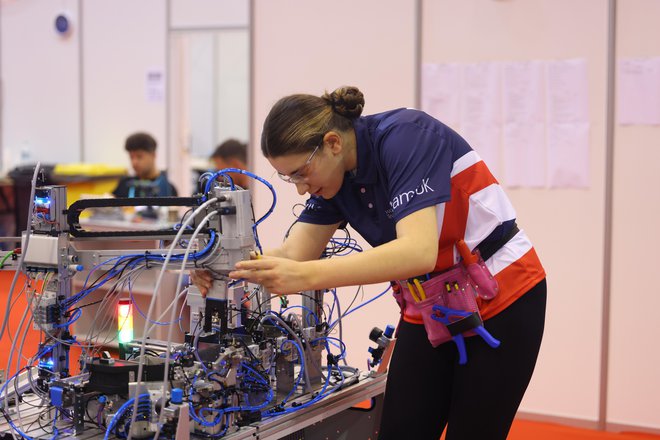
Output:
[508, 419, 660, 440]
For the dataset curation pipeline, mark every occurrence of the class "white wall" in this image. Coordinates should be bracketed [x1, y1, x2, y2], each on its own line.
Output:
[0, 0, 81, 169]
[609, 0, 660, 430]
[422, 0, 610, 423]
[170, 0, 248, 29]
[82, 0, 167, 170]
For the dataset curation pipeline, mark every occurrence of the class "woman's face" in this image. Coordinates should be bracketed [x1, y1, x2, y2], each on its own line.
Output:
[269, 140, 345, 199]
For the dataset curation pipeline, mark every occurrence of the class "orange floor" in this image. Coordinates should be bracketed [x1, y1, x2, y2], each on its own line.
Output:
[508, 419, 660, 440]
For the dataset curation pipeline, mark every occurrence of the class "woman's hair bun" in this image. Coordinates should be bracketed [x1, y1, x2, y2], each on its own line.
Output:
[322, 86, 365, 119]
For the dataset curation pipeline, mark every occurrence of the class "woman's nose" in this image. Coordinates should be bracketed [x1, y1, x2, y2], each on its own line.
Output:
[295, 182, 308, 196]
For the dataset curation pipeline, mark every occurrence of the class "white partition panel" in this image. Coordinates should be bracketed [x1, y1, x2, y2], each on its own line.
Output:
[170, 0, 248, 29]
[252, 0, 417, 366]
[0, 0, 81, 168]
[422, 0, 609, 423]
[82, 0, 167, 170]
[608, 0, 660, 431]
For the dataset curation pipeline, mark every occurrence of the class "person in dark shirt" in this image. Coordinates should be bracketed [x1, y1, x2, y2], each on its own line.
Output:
[195, 86, 546, 440]
[210, 139, 249, 188]
[112, 132, 178, 198]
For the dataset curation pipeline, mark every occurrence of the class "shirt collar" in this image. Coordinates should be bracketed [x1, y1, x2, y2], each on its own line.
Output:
[350, 118, 378, 185]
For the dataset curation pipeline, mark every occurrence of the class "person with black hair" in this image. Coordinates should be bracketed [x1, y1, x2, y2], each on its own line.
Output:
[209, 139, 249, 188]
[194, 86, 546, 439]
[112, 132, 178, 198]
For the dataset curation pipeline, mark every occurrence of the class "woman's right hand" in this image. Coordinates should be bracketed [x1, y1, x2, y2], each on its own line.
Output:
[190, 269, 213, 297]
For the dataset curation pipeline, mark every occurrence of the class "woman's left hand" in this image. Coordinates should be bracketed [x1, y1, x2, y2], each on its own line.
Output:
[229, 255, 313, 294]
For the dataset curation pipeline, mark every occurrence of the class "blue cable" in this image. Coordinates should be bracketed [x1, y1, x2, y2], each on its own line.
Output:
[0, 368, 60, 439]
[329, 284, 392, 329]
[280, 305, 319, 326]
[313, 336, 347, 360]
[279, 339, 305, 405]
[262, 336, 349, 418]
[261, 311, 290, 335]
[53, 307, 81, 328]
[128, 279, 182, 326]
[103, 393, 150, 440]
[264, 358, 337, 417]
[327, 288, 339, 324]
[65, 230, 217, 310]
[203, 168, 277, 254]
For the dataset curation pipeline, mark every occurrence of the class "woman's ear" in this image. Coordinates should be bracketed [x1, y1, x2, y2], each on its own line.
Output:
[324, 131, 344, 155]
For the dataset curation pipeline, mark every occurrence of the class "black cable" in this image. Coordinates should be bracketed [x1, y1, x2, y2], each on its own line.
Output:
[85, 395, 105, 428]
[75, 298, 105, 310]
[24, 406, 52, 434]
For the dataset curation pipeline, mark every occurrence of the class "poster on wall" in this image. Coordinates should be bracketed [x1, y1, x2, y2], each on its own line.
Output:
[146, 67, 166, 103]
[617, 57, 660, 125]
[502, 61, 546, 187]
[421, 58, 591, 189]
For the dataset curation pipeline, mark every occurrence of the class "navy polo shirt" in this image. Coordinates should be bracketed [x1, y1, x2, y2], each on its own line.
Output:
[297, 108, 473, 248]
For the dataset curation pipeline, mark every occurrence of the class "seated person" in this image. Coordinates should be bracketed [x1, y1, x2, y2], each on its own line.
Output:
[210, 139, 249, 188]
[112, 132, 178, 198]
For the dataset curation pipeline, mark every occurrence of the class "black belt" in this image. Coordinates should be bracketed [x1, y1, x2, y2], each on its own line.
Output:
[476, 222, 519, 261]
[405, 222, 520, 284]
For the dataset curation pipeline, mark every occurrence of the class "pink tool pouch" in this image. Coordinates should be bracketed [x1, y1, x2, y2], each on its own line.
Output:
[393, 254, 499, 347]
[464, 248, 499, 300]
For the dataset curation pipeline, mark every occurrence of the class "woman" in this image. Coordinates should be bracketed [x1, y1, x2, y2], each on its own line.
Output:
[194, 86, 546, 439]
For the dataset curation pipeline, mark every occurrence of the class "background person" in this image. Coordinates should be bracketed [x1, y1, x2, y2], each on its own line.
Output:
[210, 138, 249, 188]
[112, 132, 178, 198]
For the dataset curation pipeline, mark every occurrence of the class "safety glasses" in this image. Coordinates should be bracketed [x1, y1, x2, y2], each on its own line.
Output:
[277, 144, 321, 184]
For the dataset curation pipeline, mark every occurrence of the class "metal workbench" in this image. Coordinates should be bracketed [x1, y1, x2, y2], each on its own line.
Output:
[0, 373, 386, 440]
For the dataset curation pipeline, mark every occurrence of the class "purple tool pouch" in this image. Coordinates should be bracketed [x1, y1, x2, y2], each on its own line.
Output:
[399, 265, 479, 347]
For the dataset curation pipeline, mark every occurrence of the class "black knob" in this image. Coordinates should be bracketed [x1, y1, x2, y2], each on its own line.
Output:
[369, 327, 383, 342]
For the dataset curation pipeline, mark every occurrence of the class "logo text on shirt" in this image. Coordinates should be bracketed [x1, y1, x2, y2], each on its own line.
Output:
[389, 178, 434, 211]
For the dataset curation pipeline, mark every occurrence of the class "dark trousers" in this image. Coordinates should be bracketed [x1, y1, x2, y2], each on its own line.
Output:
[379, 279, 547, 440]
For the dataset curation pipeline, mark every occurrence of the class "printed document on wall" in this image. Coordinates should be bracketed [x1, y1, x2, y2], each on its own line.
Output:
[503, 122, 545, 188]
[460, 62, 501, 125]
[502, 61, 545, 187]
[502, 61, 545, 124]
[617, 58, 660, 125]
[421, 63, 461, 128]
[146, 67, 165, 103]
[546, 58, 589, 124]
[547, 123, 589, 188]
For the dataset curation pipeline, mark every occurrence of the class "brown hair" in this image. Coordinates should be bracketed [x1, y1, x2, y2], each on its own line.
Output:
[261, 86, 365, 158]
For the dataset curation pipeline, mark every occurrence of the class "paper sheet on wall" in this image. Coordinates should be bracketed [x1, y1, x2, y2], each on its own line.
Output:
[617, 58, 660, 125]
[502, 61, 545, 124]
[421, 63, 461, 128]
[547, 122, 590, 188]
[460, 62, 501, 125]
[146, 68, 165, 103]
[546, 58, 589, 124]
[503, 122, 545, 188]
[461, 122, 501, 178]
